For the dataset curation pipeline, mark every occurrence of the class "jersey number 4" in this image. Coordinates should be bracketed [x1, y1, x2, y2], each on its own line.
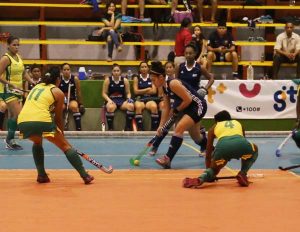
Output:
[224, 121, 234, 129]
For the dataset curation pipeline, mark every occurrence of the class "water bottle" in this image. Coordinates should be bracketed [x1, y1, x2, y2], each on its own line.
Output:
[78, 67, 86, 80]
[87, 69, 93, 80]
[247, 63, 254, 80]
[127, 69, 133, 80]
[220, 53, 224, 62]
[260, 53, 265, 62]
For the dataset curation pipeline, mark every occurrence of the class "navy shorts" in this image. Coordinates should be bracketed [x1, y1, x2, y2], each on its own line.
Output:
[182, 98, 207, 123]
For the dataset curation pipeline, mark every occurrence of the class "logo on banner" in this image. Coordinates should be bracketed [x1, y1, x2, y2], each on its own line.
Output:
[273, 85, 297, 111]
[239, 83, 261, 98]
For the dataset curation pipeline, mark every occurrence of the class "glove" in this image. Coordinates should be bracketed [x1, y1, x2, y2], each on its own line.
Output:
[79, 104, 85, 115]
[197, 87, 208, 98]
[127, 98, 134, 104]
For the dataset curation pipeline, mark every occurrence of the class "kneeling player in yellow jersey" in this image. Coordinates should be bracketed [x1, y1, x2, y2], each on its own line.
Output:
[183, 110, 258, 188]
[18, 66, 94, 184]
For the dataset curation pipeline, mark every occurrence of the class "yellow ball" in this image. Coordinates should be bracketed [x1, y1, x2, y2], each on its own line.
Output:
[134, 160, 140, 166]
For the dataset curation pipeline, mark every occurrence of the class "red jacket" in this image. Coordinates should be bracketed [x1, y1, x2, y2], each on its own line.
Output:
[175, 28, 192, 56]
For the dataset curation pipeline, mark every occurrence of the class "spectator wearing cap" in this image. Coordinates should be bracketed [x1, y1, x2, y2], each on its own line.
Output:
[273, 22, 300, 79]
[174, 17, 193, 67]
[207, 21, 239, 79]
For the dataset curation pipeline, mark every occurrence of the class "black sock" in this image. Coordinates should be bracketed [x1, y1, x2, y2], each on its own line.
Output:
[135, 114, 143, 131]
[106, 112, 114, 130]
[153, 130, 168, 148]
[166, 135, 183, 161]
[73, 112, 82, 131]
[151, 113, 159, 131]
[126, 110, 135, 130]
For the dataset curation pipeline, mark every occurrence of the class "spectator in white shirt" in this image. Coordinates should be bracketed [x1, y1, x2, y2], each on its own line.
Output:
[273, 22, 300, 79]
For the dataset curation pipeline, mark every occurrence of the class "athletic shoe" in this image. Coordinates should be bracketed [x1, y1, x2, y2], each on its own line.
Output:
[155, 155, 171, 169]
[182, 177, 203, 188]
[37, 174, 50, 183]
[4, 139, 23, 150]
[236, 171, 249, 187]
[82, 174, 94, 184]
[199, 127, 207, 154]
[148, 146, 158, 156]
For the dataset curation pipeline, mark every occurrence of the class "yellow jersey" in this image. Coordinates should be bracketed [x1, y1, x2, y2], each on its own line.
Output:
[18, 83, 56, 123]
[0, 53, 24, 93]
[214, 120, 243, 139]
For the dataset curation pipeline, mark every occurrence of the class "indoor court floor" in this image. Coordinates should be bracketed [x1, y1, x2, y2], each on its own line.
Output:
[0, 135, 299, 232]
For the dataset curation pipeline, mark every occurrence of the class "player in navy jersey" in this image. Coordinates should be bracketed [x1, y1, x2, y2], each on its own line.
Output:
[59, 63, 85, 131]
[102, 63, 134, 131]
[176, 44, 214, 94]
[133, 61, 159, 131]
[150, 61, 208, 169]
[149, 45, 214, 156]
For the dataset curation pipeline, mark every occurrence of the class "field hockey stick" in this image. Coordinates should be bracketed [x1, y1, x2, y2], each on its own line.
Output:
[64, 83, 71, 129]
[77, 151, 113, 174]
[101, 105, 106, 132]
[275, 132, 293, 157]
[278, 164, 300, 171]
[215, 173, 264, 180]
[129, 115, 177, 166]
[10, 88, 30, 94]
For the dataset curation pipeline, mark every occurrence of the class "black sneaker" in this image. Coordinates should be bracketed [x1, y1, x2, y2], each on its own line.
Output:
[82, 174, 94, 184]
[37, 174, 50, 183]
[4, 139, 23, 150]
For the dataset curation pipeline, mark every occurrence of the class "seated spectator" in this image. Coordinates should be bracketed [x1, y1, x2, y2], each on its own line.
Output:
[207, 21, 239, 79]
[24, 64, 42, 98]
[99, 1, 122, 62]
[171, 0, 217, 23]
[191, 25, 208, 69]
[121, 0, 145, 19]
[102, 63, 135, 131]
[59, 63, 85, 131]
[273, 22, 300, 79]
[133, 61, 159, 131]
[197, 0, 217, 23]
[174, 17, 193, 67]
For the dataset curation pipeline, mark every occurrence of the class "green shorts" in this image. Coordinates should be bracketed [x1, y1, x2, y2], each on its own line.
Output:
[213, 135, 255, 164]
[0, 92, 22, 103]
[18, 121, 56, 139]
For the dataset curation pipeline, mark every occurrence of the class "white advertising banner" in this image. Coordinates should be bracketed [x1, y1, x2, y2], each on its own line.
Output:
[201, 80, 298, 119]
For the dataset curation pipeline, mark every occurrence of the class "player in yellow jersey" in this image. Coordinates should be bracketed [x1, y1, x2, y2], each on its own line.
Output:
[18, 66, 94, 184]
[0, 35, 35, 150]
[183, 110, 258, 188]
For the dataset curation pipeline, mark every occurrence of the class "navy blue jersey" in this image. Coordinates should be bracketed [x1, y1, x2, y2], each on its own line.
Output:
[137, 74, 152, 97]
[178, 61, 202, 91]
[108, 76, 126, 100]
[28, 78, 41, 91]
[163, 76, 207, 122]
[208, 31, 235, 49]
[59, 75, 77, 101]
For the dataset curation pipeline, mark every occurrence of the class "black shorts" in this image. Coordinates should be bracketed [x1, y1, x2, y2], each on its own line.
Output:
[182, 99, 207, 123]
